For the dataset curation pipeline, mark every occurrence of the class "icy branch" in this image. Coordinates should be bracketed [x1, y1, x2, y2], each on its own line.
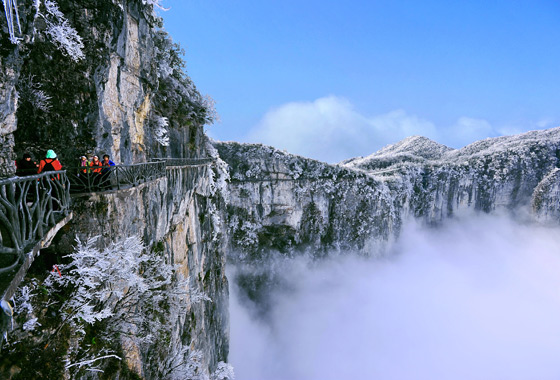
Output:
[37, 0, 85, 61]
[65, 354, 121, 369]
[142, 0, 169, 11]
[3, 0, 22, 44]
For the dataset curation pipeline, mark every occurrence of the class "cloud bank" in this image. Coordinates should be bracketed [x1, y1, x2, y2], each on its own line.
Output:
[245, 96, 555, 163]
[229, 215, 560, 380]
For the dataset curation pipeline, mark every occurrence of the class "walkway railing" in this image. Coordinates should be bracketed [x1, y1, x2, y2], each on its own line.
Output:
[0, 171, 71, 273]
[154, 157, 214, 167]
[1, 157, 214, 269]
[67, 158, 214, 194]
[67, 161, 166, 194]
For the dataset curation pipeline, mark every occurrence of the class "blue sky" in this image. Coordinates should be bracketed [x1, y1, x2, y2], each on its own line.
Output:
[160, 1, 560, 162]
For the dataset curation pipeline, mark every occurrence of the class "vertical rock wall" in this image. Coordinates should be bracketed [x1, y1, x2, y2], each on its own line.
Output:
[216, 130, 560, 259]
[54, 162, 228, 378]
[1, 1, 226, 378]
[0, 31, 20, 178]
[1, 0, 210, 168]
[0, 70, 17, 177]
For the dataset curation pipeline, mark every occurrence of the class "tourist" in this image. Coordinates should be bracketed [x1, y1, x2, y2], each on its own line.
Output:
[37, 150, 62, 178]
[15, 153, 38, 176]
[89, 155, 102, 190]
[101, 154, 116, 190]
[79, 156, 89, 173]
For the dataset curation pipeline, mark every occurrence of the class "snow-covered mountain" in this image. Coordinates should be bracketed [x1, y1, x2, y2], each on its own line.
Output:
[216, 127, 560, 259]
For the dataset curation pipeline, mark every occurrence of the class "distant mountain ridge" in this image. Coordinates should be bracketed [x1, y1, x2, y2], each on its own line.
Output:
[216, 126, 560, 259]
[344, 127, 560, 172]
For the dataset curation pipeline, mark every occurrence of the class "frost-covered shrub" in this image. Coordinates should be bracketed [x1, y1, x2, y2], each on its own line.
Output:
[212, 362, 235, 380]
[36, 0, 85, 61]
[163, 351, 235, 380]
[18, 74, 52, 112]
[42, 235, 211, 374]
[154, 115, 170, 146]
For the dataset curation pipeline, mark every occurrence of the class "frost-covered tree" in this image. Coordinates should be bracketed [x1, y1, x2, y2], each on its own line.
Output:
[3, 0, 84, 58]
[35, 0, 85, 61]
[40, 235, 212, 375]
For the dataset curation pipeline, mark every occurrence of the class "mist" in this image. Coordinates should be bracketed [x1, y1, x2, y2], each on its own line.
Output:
[229, 215, 560, 380]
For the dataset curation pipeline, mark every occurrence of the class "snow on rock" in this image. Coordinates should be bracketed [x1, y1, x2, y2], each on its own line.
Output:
[215, 127, 560, 259]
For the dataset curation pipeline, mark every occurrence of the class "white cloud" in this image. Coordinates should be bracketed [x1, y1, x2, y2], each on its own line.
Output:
[230, 215, 560, 380]
[443, 116, 497, 148]
[246, 96, 367, 163]
[245, 96, 536, 162]
[246, 96, 441, 162]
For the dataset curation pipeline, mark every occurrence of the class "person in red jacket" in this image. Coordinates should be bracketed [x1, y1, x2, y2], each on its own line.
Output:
[89, 155, 103, 190]
[37, 150, 62, 177]
[37, 150, 63, 207]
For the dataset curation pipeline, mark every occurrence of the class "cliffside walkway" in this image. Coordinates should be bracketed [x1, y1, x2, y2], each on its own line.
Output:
[67, 158, 213, 195]
[0, 157, 214, 304]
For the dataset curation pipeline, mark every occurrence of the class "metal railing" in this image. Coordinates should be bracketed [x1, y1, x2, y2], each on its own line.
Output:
[67, 161, 166, 194]
[0, 171, 71, 273]
[0, 157, 214, 270]
[153, 157, 214, 167]
[67, 159, 214, 194]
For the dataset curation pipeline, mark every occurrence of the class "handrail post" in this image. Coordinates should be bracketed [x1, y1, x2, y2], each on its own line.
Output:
[116, 166, 120, 190]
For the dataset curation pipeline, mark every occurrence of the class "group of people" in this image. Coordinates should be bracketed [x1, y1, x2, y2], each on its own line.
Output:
[15, 150, 116, 192]
[78, 154, 116, 172]
[15, 150, 62, 177]
[78, 154, 115, 190]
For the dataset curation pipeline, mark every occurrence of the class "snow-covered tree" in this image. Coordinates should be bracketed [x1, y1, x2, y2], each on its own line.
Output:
[35, 0, 85, 61]
[42, 235, 211, 374]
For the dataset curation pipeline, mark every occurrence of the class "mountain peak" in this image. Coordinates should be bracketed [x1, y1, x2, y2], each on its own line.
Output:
[342, 136, 453, 170]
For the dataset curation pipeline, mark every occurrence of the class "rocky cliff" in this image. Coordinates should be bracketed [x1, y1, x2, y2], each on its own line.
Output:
[3, 1, 560, 379]
[216, 127, 560, 257]
[215, 128, 560, 316]
[1, 0, 213, 173]
[1, 1, 229, 379]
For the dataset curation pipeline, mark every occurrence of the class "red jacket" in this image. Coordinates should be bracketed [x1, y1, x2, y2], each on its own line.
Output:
[37, 158, 62, 173]
[89, 160, 102, 173]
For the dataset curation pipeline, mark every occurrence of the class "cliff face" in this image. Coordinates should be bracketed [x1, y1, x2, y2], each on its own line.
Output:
[216, 128, 560, 259]
[1, 0, 211, 169]
[57, 160, 229, 378]
[215, 129, 560, 317]
[1, 1, 228, 379]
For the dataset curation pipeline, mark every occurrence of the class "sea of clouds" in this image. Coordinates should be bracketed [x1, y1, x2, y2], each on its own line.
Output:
[229, 215, 560, 380]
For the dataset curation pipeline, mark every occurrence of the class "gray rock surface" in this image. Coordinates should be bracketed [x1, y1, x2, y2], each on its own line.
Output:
[1, 1, 226, 378]
[216, 127, 560, 259]
[56, 160, 229, 378]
